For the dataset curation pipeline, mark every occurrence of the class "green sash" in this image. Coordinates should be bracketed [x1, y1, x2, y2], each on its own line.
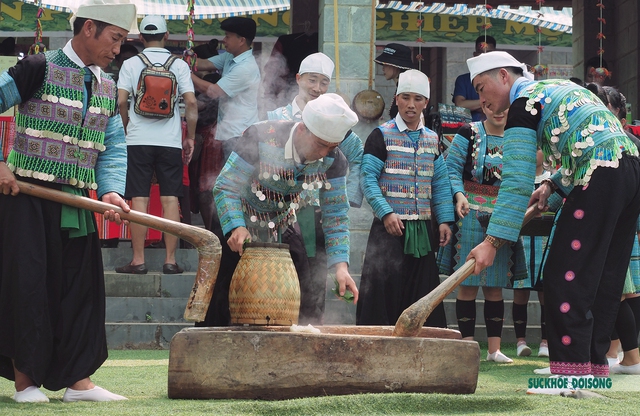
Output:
[60, 185, 95, 238]
[403, 220, 431, 258]
[297, 205, 317, 257]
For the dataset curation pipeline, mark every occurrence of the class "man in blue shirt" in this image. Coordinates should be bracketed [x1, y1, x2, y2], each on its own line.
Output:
[192, 17, 260, 160]
[452, 35, 497, 122]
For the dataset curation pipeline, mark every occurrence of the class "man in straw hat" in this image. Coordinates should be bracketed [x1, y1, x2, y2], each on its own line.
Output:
[357, 69, 453, 328]
[0, 0, 136, 403]
[266, 52, 363, 324]
[465, 51, 640, 383]
[197, 93, 360, 327]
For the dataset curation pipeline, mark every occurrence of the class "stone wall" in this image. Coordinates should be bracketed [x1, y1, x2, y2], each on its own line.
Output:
[319, 0, 373, 102]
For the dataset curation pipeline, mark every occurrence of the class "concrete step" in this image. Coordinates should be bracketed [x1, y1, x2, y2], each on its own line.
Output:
[105, 271, 196, 298]
[105, 322, 189, 349]
[102, 247, 200, 273]
[106, 298, 545, 326]
[107, 297, 189, 323]
[104, 318, 544, 349]
[103, 246, 545, 348]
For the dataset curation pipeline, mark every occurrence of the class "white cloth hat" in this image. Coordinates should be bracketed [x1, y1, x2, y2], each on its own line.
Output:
[71, 0, 137, 33]
[302, 93, 358, 143]
[140, 15, 167, 34]
[396, 69, 430, 99]
[467, 51, 534, 82]
[299, 53, 335, 81]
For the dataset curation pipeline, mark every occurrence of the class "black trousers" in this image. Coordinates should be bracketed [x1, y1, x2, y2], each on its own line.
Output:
[0, 186, 107, 390]
[544, 154, 640, 376]
[356, 218, 447, 328]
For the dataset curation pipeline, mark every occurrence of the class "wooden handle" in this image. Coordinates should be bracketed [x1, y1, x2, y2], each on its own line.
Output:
[16, 180, 221, 322]
[393, 204, 541, 337]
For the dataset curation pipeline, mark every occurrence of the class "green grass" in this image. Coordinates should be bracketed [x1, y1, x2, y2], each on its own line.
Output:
[1, 344, 639, 415]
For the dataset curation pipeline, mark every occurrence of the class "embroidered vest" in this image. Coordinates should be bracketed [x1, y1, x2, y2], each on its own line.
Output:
[377, 120, 440, 220]
[238, 121, 337, 232]
[267, 104, 297, 122]
[514, 79, 638, 187]
[468, 122, 504, 184]
[6, 49, 117, 190]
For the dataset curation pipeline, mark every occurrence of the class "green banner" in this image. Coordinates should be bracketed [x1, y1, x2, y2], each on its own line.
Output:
[0, 0, 290, 36]
[165, 12, 290, 39]
[1, 0, 569, 48]
[375, 10, 571, 47]
[0, 0, 70, 32]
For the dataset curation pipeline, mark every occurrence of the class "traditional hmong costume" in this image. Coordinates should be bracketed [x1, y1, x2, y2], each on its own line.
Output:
[512, 171, 564, 291]
[267, 102, 363, 206]
[627, 219, 640, 295]
[199, 120, 351, 326]
[514, 171, 552, 291]
[356, 116, 453, 327]
[609, 217, 640, 358]
[511, 170, 563, 347]
[490, 77, 640, 377]
[0, 45, 127, 390]
[438, 121, 526, 341]
[266, 101, 363, 323]
[439, 122, 527, 287]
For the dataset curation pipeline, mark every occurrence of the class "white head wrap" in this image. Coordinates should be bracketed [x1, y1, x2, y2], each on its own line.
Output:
[302, 93, 358, 143]
[70, 0, 137, 33]
[396, 69, 430, 99]
[467, 51, 534, 82]
[299, 53, 335, 82]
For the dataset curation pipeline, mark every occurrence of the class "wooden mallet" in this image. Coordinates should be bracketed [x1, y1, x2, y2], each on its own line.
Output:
[393, 204, 541, 337]
[16, 180, 221, 322]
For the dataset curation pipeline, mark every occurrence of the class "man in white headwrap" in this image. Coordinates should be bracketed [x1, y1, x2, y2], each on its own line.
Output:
[199, 93, 360, 327]
[266, 52, 363, 324]
[0, 0, 136, 403]
[357, 69, 454, 328]
[464, 51, 640, 383]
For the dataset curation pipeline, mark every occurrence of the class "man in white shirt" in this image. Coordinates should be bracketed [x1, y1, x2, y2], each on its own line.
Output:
[116, 15, 197, 275]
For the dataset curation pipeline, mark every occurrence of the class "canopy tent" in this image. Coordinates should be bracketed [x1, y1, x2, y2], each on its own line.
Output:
[376, 2, 572, 34]
[17, 1, 571, 33]
[20, 0, 290, 20]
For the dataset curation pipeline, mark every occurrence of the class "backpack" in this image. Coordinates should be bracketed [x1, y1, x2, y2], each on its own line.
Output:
[133, 53, 179, 118]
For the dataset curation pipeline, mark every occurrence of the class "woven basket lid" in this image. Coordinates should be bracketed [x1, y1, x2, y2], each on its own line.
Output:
[243, 242, 290, 250]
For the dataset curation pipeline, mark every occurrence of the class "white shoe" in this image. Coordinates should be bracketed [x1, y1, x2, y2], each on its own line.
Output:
[534, 366, 551, 375]
[526, 386, 575, 395]
[538, 344, 549, 357]
[63, 386, 128, 402]
[517, 343, 532, 357]
[487, 350, 514, 363]
[607, 357, 620, 367]
[610, 363, 640, 375]
[13, 386, 49, 403]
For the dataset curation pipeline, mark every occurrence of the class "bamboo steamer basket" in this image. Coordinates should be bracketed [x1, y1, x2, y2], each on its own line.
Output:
[229, 242, 300, 325]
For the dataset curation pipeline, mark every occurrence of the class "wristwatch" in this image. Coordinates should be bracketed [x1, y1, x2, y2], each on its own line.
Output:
[484, 235, 503, 249]
[541, 178, 558, 192]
